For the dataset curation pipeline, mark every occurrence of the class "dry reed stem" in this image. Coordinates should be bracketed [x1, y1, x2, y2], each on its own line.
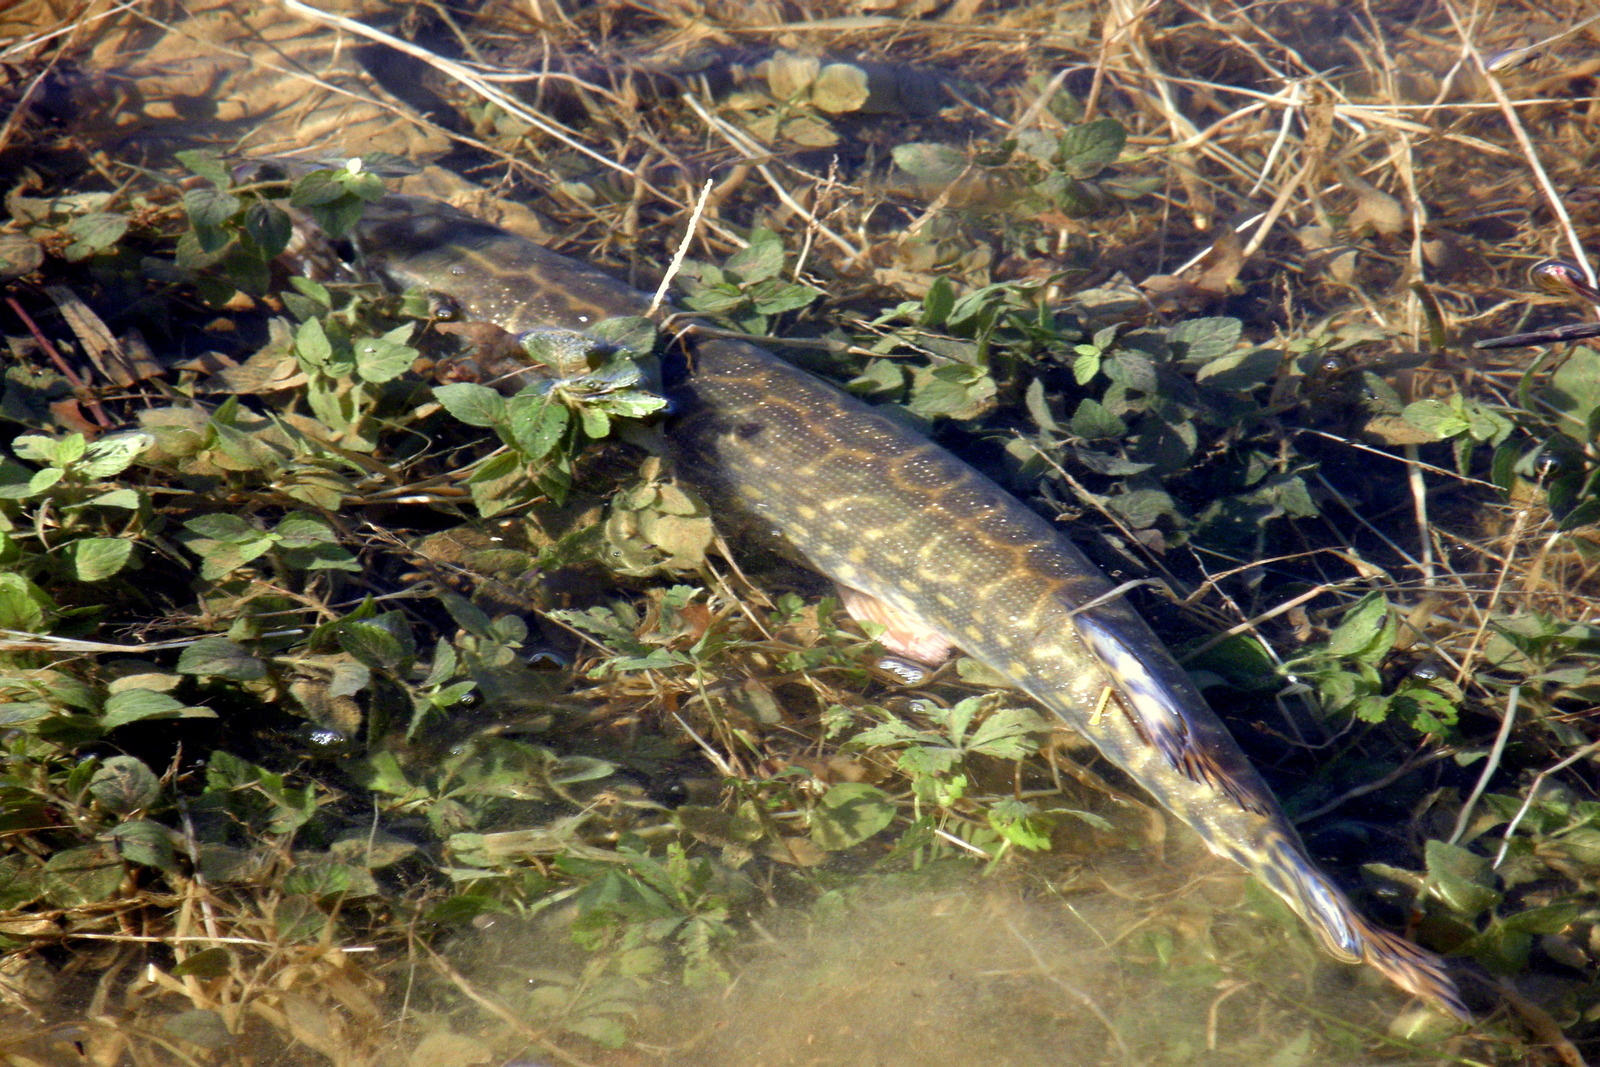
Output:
[276, 0, 745, 243]
[1441, 0, 1598, 292]
[678, 92, 862, 261]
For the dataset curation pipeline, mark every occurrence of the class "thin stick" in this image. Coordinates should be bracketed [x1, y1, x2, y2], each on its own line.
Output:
[276, 0, 741, 246]
[651, 179, 714, 317]
[1294, 749, 1455, 823]
[1441, 0, 1598, 297]
[1249, 80, 1303, 196]
[1451, 503, 1532, 690]
[1448, 685, 1518, 845]
[1405, 444, 1435, 588]
[1296, 428, 1502, 491]
[1181, 583, 1347, 661]
[1239, 156, 1313, 261]
[0, 0, 144, 59]
[1495, 740, 1600, 868]
[5, 296, 112, 428]
[678, 93, 863, 262]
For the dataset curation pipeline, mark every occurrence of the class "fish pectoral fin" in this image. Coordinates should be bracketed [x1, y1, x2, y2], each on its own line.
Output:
[1077, 613, 1272, 816]
[836, 585, 955, 667]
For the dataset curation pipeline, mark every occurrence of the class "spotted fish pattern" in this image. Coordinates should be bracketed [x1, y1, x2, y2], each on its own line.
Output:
[354, 196, 1468, 1019]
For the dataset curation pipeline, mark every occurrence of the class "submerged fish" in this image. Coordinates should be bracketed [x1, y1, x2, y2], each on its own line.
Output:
[354, 196, 1468, 1019]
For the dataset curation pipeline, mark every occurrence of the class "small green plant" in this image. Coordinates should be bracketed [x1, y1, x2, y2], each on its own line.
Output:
[676, 227, 822, 334]
[1286, 593, 1463, 738]
[433, 322, 669, 514]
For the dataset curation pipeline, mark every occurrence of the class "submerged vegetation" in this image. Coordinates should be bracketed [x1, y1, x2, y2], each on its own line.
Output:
[2, 0, 1600, 1063]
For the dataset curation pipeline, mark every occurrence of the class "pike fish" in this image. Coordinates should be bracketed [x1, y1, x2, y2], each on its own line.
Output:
[354, 196, 1468, 1019]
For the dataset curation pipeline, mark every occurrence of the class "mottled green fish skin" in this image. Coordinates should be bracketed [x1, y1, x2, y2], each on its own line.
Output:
[354, 196, 1467, 1020]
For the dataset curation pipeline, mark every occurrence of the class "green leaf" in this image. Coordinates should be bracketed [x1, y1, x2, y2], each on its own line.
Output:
[1168, 316, 1243, 364]
[812, 62, 871, 113]
[282, 856, 378, 901]
[809, 782, 896, 850]
[588, 315, 657, 357]
[1071, 348, 1101, 385]
[434, 382, 507, 428]
[174, 149, 232, 187]
[1194, 347, 1279, 392]
[907, 363, 996, 420]
[26, 468, 64, 495]
[81, 488, 140, 509]
[682, 284, 744, 314]
[65, 212, 129, 257]
[580, 406, 610, 439]
[750, 281, 821, 315]
[1402, 399, 1469, 440]
[192, 538, 276, 580]
[102, 689, 216, 729]
[465, 450, 532, 518]
[287, 275, 332, 314]
[169, 948, 233, 980]
[90, 755, 161, 814]
[107, 819, 177, 870]
[892, 142, 968, 185]
[966, 706, 1049, 760]
[353, 326, 418, 383]
[0, 232, 43, 277]
[1070, 397, 1126, 439]
[724, 228, 785, 284]
[184, 187, 241, 239]
[288, 169, 350, 208]
[79, 432, 152, 478]
[1542, 347, 1600, 432]
[508, 395, 570, 460]
[988, 798, 1052, 851]
[564, 1015, 628, 1049]
[43, 843, 123, 907]
[183, 513, 261, 543]
[244, 201, 293, 257]
[337, 620, 407, 671]
[69, 537, 132, 581]
[1424, 839, 1501, 918]
[1498, 901, 1582, 935]
[1108, 487, 1177, 529]
[1325, 593, 1389, 658]
[13, 433, 62, 463]
[177, 635, 267, 681]
[294, 316, 333, 368]
[0, 572, 52, 631]
[272, 512, 338, 549]
[550, 756, 618, 786]
[329, 831, 419, 870]
[1057, 118, 1127, 177]
[921, 276, 955, 327]
[54, 433, 87, 466]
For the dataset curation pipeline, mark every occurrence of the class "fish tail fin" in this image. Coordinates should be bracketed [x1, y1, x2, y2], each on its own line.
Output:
[1250, 829, 1470, 1021]
[1352, 914, 1471, 1022]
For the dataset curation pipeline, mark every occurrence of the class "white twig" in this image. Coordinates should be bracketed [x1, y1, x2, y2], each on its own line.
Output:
[1495, 739, 1600, 868]
[1449, 685, 1518, 845]
[651, 180, 713, 317]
